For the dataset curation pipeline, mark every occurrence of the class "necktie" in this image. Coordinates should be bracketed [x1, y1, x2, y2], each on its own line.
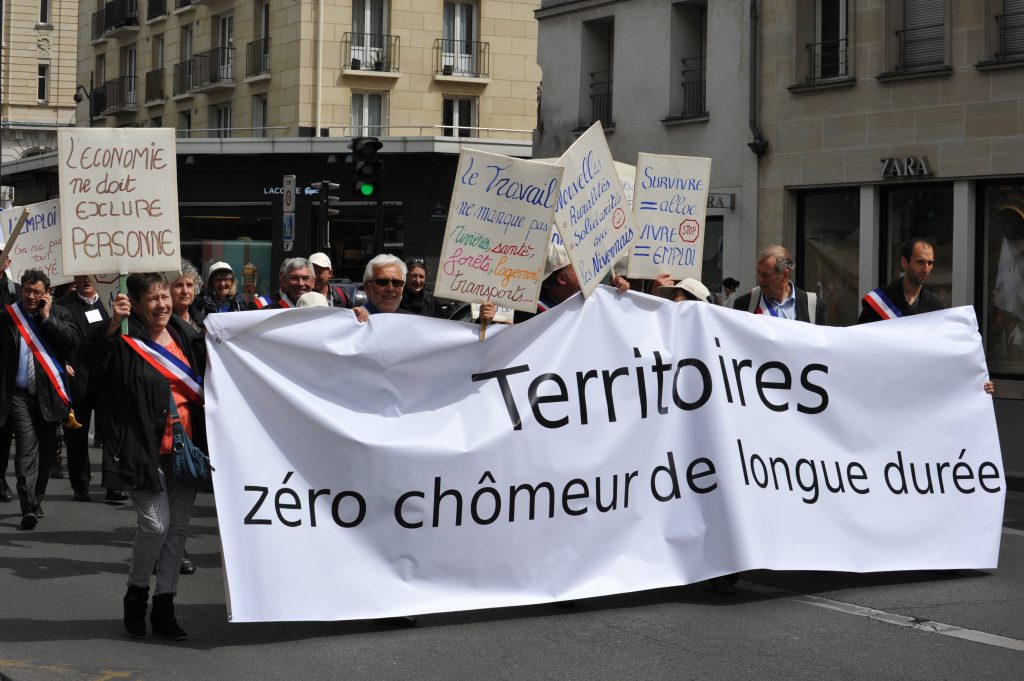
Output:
[24, 339, 36, 395]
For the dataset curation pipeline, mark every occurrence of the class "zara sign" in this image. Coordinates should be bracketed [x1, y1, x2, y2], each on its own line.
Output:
[880, 156, 934, 178]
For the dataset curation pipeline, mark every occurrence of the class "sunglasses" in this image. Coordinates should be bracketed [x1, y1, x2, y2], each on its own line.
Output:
[373, 278, 405, 288]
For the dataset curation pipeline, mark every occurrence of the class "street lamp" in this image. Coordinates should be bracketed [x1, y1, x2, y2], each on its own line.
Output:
[73, 81, 93, 127]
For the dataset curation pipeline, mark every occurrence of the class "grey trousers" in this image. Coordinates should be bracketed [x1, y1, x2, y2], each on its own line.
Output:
[9, 388, 58, 516]
[127, 465, 196, 596]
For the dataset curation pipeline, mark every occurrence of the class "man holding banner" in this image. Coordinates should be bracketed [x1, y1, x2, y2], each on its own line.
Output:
[0, 269, 81, 529]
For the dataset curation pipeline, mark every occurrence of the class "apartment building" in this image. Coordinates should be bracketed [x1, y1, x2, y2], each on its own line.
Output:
[1, 0, 78, 207]
[534, 0, 762, 292]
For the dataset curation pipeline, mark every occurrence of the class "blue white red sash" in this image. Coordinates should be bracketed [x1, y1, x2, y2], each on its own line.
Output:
[864, 287, 903, 320]
[6, 304, 72, 405]
[122, 335, 204, 402]
[755, 294, 779, 317]
[253, 294, 291, 309]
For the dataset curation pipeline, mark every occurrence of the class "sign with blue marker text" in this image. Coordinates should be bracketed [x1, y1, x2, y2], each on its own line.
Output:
[1, 200, 71, 286]
[435, 149, 563, 313]
[626, 153, 711, 280]
[554, 122, 636, 296]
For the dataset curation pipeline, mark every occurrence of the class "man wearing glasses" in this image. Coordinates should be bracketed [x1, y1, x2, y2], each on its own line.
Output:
[249, 258, 315, 310]
[354, 254, 407, 321]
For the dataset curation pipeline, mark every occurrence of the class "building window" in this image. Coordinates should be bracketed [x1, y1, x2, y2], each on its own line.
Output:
[352, 92, 384, 136]
[351, 0, 387, 68]
[178, 110, 192, 138]
[253, 94, 268, 137]
[39, 0, 51, 24]
[798, 189, 861, 327]
[981, 182, 1024, 378]
[212, 103, 232, 138]
[37, 64, 49, 102]
[581, 18, 613, 128]
[896, 0, 946, 71]
[883, 184, 954, 305]
[442, 96, 475, 137]
[151, 116, 163, 127]
[998, 0, 1024, 60]
[670, 1, 707, 118]
[441, 1, 479, 75]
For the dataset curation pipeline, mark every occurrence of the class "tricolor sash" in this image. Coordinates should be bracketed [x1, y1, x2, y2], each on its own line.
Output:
[6, 304, 72, 405]
[122, 335, 204, 403]
[253, 295, 291, 309]
[864, 287, 903, 321]
[755, 294, 779, 317]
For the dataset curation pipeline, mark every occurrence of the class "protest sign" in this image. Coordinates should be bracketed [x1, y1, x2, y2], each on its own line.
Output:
[554, 123, 636, 296]
[0, 207, 30, 274]
[58, 128, 180, 275]
[435, 149, 563, 313]
[1, 200, 70, 286]
[614, 161, 636, 209]
[205, 291, 1003, 622]
[626, 153, 711, 280]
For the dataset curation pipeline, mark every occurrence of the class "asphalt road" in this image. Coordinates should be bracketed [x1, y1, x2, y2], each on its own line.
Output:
[1, 454, 1021, 681]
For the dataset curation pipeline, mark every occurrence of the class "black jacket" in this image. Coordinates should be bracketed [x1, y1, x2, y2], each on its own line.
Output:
[399, 288, 438, 316]
[194, 290, 247, 320]
[0, 302, 81, 426]
[54, 291, 109, 404]
[856, 280, 945, 324]
[733, 286, 827, 325]
[83, 316, 207, 491]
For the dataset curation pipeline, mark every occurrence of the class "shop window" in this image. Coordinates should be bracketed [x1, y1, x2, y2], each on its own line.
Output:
[981, 183, 1024, 378]
[181, 239, 274, 303]
[798, 188, 861, 326]
[883, 184, 954, 306]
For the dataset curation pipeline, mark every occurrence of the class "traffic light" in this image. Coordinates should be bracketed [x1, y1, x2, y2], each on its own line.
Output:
[310, 180, 340, 250]
[350, 136, 383, 199]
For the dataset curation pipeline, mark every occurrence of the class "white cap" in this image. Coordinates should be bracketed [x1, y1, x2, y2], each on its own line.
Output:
[659, 277, 711, 303]
[309, 252, 332, 269]
[296, 291, 330, 308]
[544, 241, 571, 278]
[208, 261, 233, 277]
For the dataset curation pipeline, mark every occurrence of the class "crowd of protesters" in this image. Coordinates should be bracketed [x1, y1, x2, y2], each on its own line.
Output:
[0, 236, 994, 639]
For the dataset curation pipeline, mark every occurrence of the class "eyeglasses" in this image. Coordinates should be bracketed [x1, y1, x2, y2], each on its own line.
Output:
[373, 278, 405, 289]
[407, 258, 425, 266]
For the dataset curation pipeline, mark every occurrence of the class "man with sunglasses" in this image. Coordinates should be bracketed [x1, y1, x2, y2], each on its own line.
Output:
[248, 258, 315, 310]
[354, 254, 408, 321]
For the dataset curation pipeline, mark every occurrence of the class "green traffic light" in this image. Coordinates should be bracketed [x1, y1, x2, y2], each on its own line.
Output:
[358, 182, 376, 197]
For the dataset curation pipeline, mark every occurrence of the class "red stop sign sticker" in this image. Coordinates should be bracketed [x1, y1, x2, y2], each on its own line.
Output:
[612, 207, 626, 229]
[678, 219, 700, 243]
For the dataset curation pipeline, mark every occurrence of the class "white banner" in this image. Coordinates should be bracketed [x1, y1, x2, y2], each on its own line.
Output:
[554, 123, 636, 296]
[58, 128, 180, 275]
[626, 153, 711, 280]
[435, 149, 563, 312]
[205, 290, 1004, 623]
[0, 200, 70, 286]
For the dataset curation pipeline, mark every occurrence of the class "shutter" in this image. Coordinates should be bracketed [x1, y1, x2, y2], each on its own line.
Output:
[1003, 0, 1024, 58]
[902, 0, 944, 68]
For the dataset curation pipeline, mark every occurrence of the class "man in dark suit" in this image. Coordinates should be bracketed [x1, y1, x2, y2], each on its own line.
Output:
[857, 237, 945, 323]
[247, 257, 314, 309]
[0, 269, 81, 529]
[0, 254, 16, 502]
[55, 275, 126, 502]
[733, 245, 826, 325]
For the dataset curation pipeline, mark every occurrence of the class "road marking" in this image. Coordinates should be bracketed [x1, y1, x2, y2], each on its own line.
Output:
[740, 582, 1024, 652]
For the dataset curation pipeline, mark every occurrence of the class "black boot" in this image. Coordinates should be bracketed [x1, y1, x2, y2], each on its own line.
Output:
[123, 585, 149, 639]
[150, 593, 187, 641]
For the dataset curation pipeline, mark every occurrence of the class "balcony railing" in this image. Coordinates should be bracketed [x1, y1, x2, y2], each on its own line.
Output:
[433, 38, 489, 78]
[145, 68, 165, 102]
[997, 11, 1024, 60]
[91, 0, 139, 40]
[191, 47, 235, 90]
[806, 37, 848, 83]
[343, 33, 400, 72]
[100, 76, 138, 115]
[148, 0, 167, 21]
[589, 69, 612, 127]
[175, 0, 194, 10]
[246, 38, 271, 78]
[680, 56, 707, 117]
[896, 23, 944, 70]
[172, 61, 193, 96]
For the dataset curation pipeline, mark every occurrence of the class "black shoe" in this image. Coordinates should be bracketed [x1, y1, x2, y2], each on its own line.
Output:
[20, 513, 37, 530]
[124, 585, 149, 639]
[31, 504, 44, 518]
[180, 553, 196, 575]
[73, 490, 91, 502]
[150, 593, 187, 641]
[0, 485, 12, 502]
[105, 489, 129, 501]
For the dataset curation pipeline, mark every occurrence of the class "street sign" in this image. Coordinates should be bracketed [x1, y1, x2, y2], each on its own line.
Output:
[283, 213, 295, 249]
[282, 175, 296, 214]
